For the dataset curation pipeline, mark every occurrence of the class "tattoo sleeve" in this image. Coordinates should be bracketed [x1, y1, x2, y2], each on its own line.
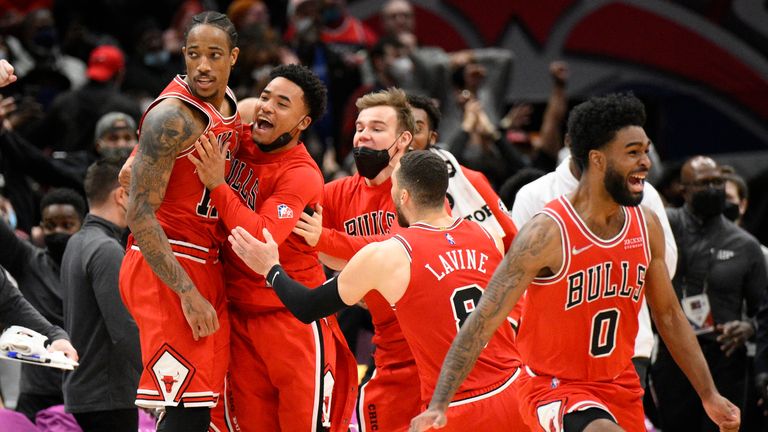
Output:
[126, 101, 205, 296]
[428, 216, 556, 409]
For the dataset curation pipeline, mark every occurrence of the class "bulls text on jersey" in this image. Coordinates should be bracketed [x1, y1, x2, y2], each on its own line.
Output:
[343, 210, 396, 236]
[565, 261, 647, 310]
[225, 157, 259, 211]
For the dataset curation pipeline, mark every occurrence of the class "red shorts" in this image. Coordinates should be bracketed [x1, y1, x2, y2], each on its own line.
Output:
[355, 361, 422, 432]
[516, 363, 644, 431]
[215, 308, 356, 432]
[119, 246, 229, 409]
[439, 368, 528, 432]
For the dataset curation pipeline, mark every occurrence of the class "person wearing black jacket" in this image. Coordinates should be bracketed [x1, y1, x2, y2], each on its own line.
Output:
[0, 266, 76, 360]
[0, 188, 85, 420]
[61, 158, 140, 431]
[652, 156, 768, 432]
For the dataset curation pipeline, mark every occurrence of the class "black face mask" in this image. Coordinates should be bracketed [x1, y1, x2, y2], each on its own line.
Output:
[352, 135, 400, 180]
[689, 187, 725, 220]
[723, 201, 741, 223]
[256, 116, 306, 153]
[44, 232, 72, 265]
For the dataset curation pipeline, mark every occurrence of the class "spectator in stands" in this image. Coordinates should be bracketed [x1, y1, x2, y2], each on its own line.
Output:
[61, 157, 141, 432]
[0, 95, 85, 234]
[0, 188, 85, 420]
[653, 155, 768, 431]
[36, 45, 141, 155]
[122, 19, 182, 107]
[4, 9, 86, 93]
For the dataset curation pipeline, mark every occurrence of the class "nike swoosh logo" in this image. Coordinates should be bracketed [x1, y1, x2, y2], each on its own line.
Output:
[269, 271, 280, 286]
[571, 244, 594, 255]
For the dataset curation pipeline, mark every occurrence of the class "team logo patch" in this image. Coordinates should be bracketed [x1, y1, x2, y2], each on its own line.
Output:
[322, 368, 335, 428]
[445, 233, 456, 245]
[277, 204, 294, 219]
[148, 343, 195, 405]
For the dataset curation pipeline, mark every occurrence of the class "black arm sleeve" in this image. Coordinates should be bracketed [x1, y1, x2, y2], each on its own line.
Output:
[266, 265, 348, 324]
[0, 267, 68, 343]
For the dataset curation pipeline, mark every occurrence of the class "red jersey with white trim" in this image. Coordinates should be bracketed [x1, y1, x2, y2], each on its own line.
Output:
[517, 196, 650, 381]
[213, 128, 326, 310]
[321, 174, 409, 368]
[138, 75, 241, 249]
[392, 218, 519, 401]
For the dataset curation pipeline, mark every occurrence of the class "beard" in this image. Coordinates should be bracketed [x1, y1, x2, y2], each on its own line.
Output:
[395, 201, 410, 228]
[604, 163, 643, 207]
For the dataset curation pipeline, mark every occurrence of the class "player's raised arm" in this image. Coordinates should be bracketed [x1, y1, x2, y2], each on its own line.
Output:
[229, 226, 409, 323]
[642, 207, 740, 431]
[127, 100, 217, 341]
[411, 213, 561, 431]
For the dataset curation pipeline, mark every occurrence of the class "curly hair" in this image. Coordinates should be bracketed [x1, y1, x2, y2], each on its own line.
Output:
[269, 64, 327, 122]
[407, 93, 441, 131]
[185, 11, 239, 49]
[567, 93, 646, 171]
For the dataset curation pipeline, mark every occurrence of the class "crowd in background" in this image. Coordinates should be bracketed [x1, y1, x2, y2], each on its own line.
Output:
[0, 0, 767, 431]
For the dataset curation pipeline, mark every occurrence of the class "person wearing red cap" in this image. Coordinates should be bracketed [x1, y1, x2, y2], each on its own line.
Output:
[36, 44, 141, 159]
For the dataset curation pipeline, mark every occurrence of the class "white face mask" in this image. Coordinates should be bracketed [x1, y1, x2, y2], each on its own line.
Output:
[389, 57, 414, 86]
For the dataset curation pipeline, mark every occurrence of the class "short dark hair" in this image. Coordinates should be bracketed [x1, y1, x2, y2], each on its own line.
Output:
[269, 64, 327, 122]
[370, 35, 404, 63]
[84, 157, 125, 206]
[185, 11, 239, 49]
[40, 188, 86, 220]
[396, 150, 448, 208]
[407, 93, 441, 131]
[567, 93, 646, 171]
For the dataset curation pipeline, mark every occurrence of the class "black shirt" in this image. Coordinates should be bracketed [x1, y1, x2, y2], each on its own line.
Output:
[0, 266, 68, 343]
[0, 220, 67, 396]
[61, 214, 140, 412]
[667, 206, 767, 343]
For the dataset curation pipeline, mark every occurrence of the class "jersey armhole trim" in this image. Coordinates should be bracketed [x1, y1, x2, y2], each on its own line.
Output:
[531, 208, 570, 285]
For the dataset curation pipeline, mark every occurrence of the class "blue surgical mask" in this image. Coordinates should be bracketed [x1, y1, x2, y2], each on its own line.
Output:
[5, 207, 16, 230]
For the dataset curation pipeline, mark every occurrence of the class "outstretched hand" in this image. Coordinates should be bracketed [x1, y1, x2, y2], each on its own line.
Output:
[702, 392, 740, 432]
[229, 227, 280, 276]
[292, 204, 323, 247]
[409, 407, 447, 432]
[188, 131, 229, 190]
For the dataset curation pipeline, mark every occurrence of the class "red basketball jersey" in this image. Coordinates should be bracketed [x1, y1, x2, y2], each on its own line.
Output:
[392, 218, 519, 401]
[218, 130, 326, 310]
[138, 75, 241, 249]
[517, 196, 650, 381]
[322, 174, 409, 368]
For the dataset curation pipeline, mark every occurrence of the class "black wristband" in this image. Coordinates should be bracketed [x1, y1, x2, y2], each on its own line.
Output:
[266, 264, 283, 287]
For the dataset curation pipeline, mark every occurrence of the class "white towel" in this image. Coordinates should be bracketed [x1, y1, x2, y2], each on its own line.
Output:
[430, 148, 506, 238]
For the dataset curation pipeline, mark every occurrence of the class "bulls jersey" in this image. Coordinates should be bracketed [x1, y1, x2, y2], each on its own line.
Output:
[322, 174, 410, 367]
[392, 218, 519, 401]
[517, 196, 650, 381]
[213, 129, 326, 310]
[138, 75, 241, 249]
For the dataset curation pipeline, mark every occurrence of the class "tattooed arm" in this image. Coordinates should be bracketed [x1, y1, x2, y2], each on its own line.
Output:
[127, 99, 219, 341]
[410, 213, 562, 432]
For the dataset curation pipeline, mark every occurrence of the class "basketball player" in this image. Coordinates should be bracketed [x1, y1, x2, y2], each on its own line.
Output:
[407, 93, 516, 251]
[296, 88, 422, 432]
[228, 150, 526, 431]
[411, 93, 740, 432]
[119, 12, 240, 432]
[187, 64, 356, 431]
